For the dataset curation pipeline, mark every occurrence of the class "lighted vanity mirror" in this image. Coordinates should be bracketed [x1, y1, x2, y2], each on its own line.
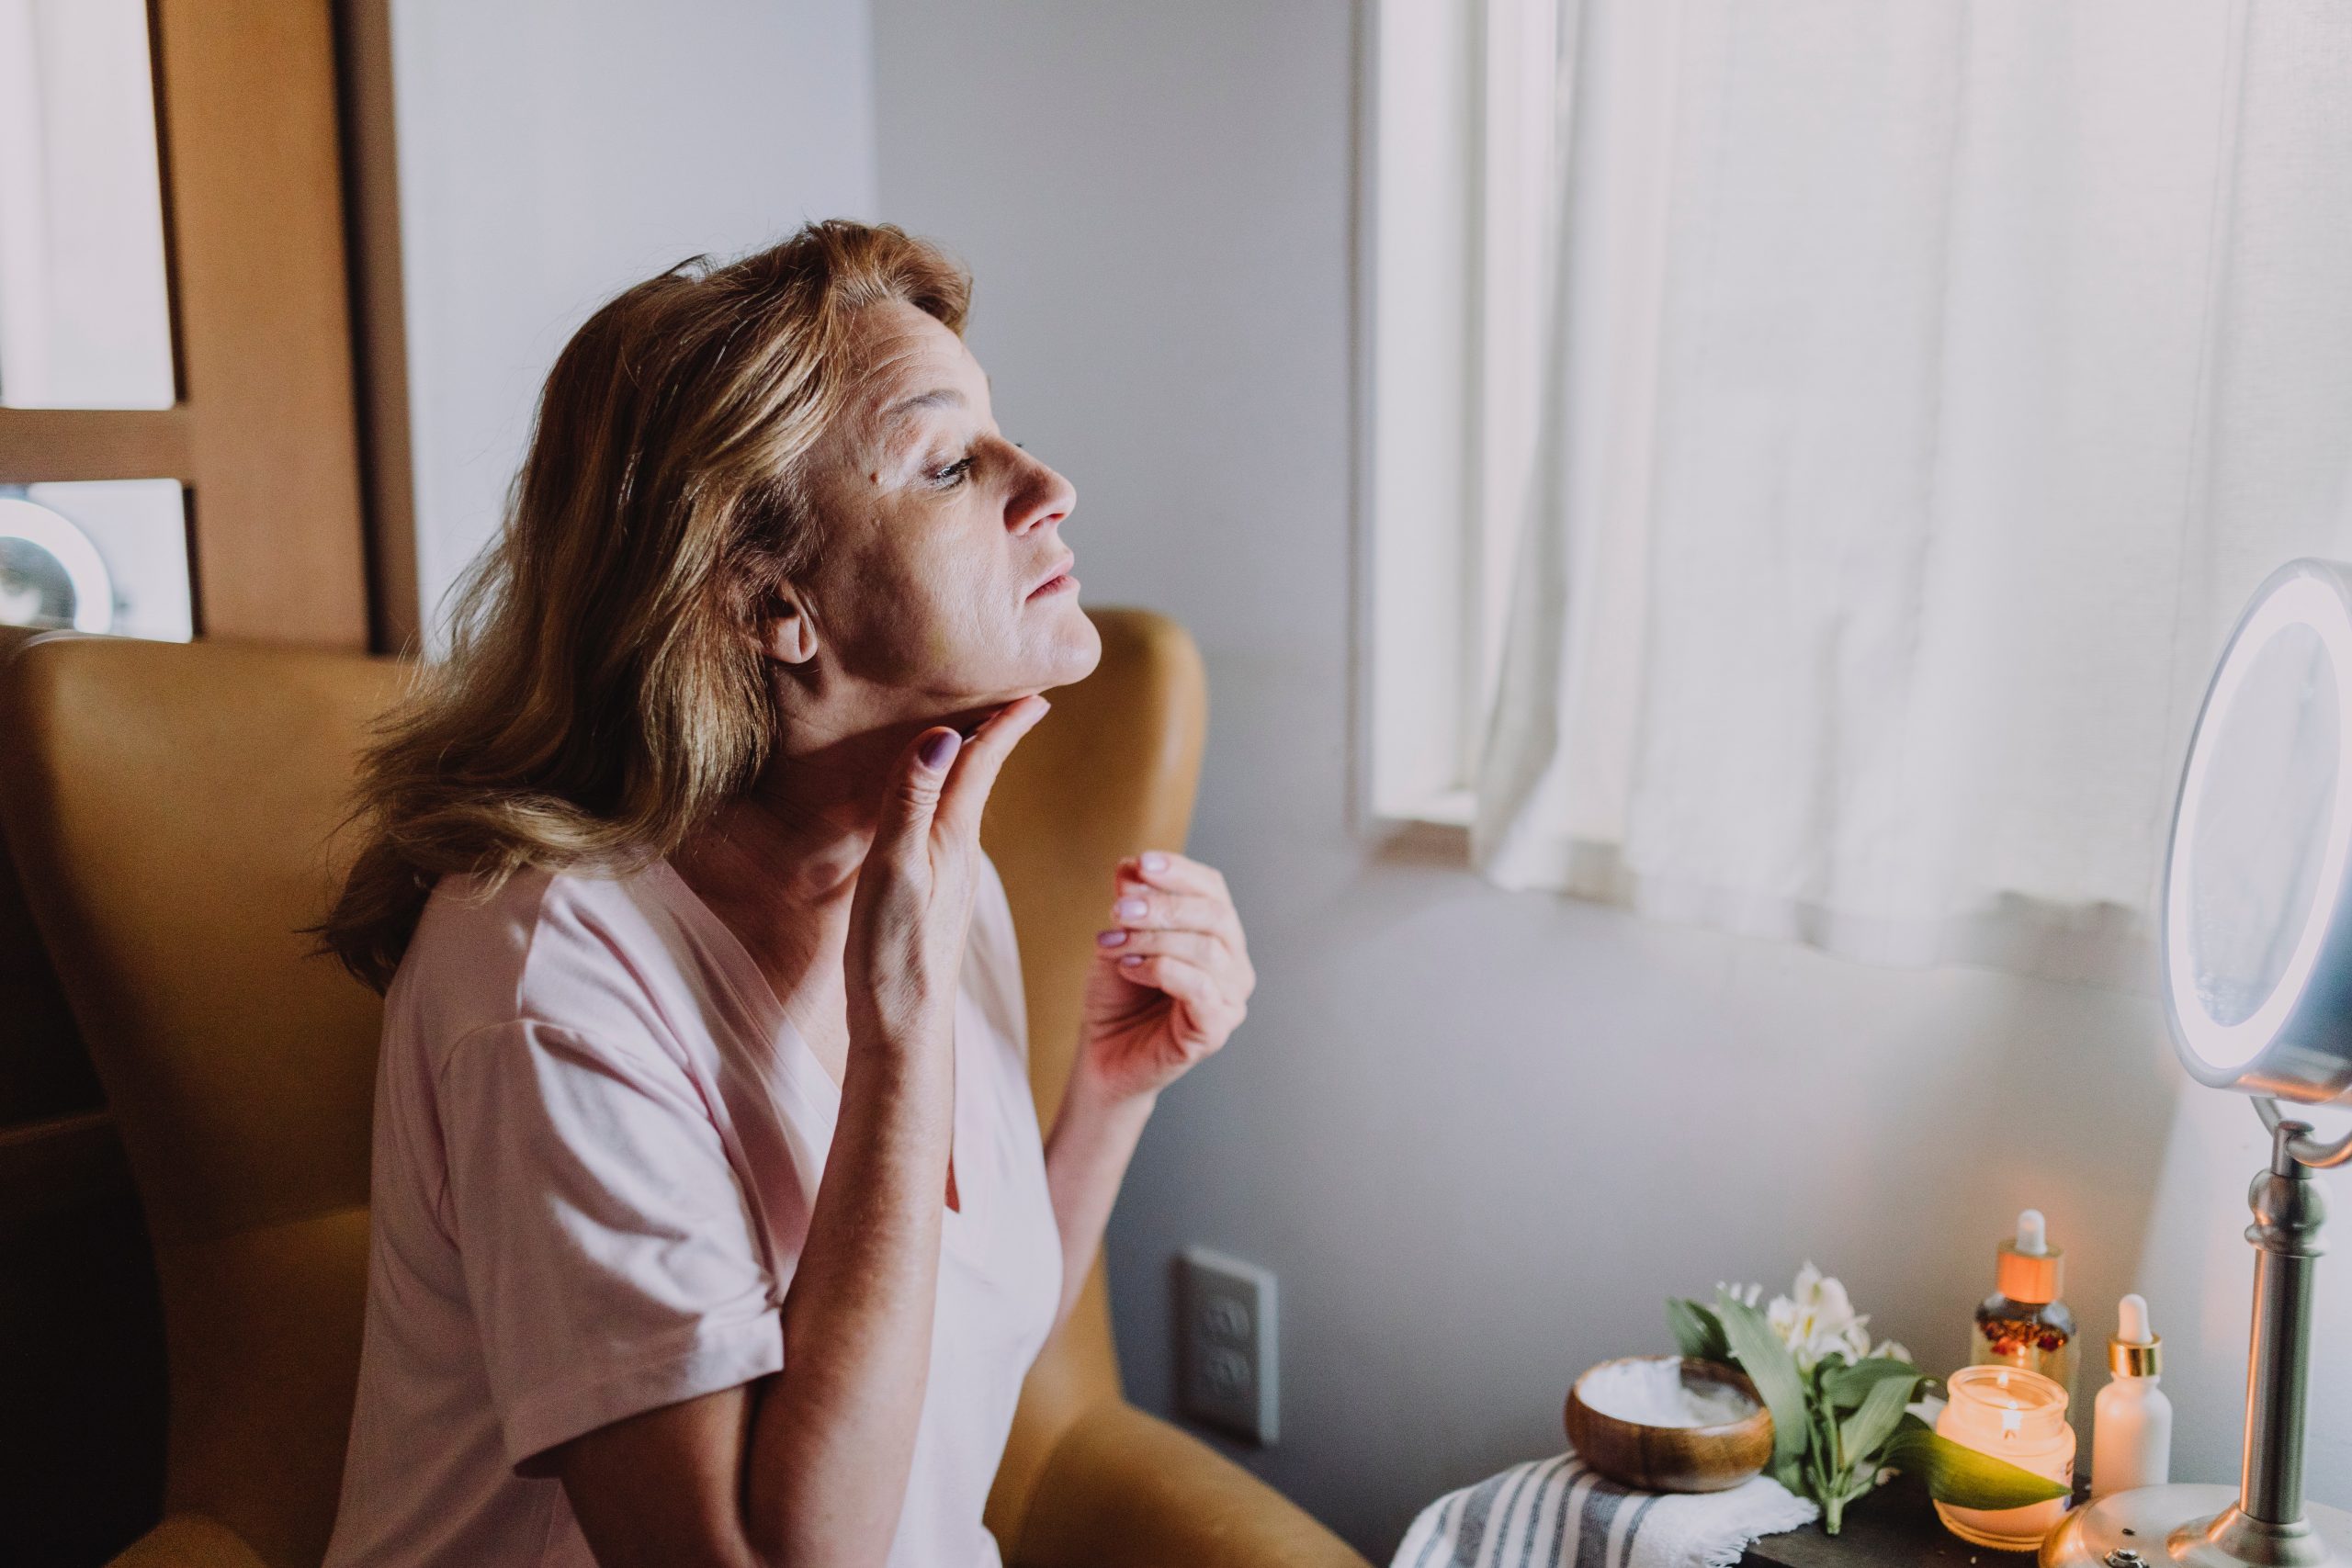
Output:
[2162, 558, 2352, 1107]
[2046, 558, 2352, 1568]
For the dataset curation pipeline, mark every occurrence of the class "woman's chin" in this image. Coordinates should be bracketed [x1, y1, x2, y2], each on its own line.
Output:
[956, 603, 1101, 698]
[1036, 609, 1103, 689]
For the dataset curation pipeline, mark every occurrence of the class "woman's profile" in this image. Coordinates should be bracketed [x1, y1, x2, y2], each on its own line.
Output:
[315, 220, 1254, 1567]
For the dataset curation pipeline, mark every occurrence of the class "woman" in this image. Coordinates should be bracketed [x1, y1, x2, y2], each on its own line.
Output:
[318, 220, 1253, 1567]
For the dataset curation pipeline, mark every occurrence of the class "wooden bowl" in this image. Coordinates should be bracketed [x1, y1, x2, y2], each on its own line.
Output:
[1564, 1357, 1774, 1493]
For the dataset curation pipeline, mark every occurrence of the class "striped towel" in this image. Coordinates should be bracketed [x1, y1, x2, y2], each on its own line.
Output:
[1390, 1453, 1819, 1568]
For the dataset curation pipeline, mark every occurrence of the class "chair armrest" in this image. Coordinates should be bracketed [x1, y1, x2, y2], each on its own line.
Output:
[1008, 1400, 1371, 1568]
[104, 1514, 271, 1568]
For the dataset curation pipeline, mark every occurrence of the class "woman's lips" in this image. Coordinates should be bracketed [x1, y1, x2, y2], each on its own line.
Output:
[1026, 554, 1079, 599]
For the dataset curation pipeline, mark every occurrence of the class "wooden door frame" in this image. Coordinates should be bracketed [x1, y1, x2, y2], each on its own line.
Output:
[335, 0, 420, 656]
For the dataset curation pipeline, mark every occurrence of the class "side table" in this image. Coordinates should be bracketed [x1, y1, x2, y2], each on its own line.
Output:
[1744, 1474, 2094, 1568]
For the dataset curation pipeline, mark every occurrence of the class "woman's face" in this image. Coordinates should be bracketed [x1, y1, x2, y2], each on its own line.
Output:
[782, 298, 1099, 732]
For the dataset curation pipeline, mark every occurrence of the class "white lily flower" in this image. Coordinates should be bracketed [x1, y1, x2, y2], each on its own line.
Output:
[1767, 1262, 1883, 1371]
[1813, 1268, 1855, 1325]
[1684, 1263, 1920, 1534]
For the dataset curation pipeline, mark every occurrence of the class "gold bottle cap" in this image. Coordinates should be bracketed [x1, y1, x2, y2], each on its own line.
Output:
[2110, 1335, 2162, 1377]
[2110, 1295, 2160, 1377]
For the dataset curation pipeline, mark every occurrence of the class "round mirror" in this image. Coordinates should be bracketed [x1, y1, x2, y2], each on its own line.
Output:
[0, 495, 114, 634]
[2163, 559, 2352, 1101]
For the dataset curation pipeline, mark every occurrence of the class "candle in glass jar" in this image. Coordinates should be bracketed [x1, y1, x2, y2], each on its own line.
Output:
[1932, 1364, 2075, 1551]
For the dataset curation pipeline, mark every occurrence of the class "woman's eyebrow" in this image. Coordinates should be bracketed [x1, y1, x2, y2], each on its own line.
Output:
[881, 387, 965, 423]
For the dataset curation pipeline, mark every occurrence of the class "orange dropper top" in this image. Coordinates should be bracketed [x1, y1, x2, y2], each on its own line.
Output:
[1995, 1208, 2064, 1304]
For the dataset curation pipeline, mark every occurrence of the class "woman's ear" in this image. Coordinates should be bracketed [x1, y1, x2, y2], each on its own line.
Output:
[759, 595, 820, 665]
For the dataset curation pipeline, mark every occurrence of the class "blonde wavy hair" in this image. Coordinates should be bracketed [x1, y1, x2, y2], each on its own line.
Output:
[319, 220, 970, 993]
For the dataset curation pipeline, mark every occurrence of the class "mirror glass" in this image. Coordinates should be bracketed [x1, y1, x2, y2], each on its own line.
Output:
[2184, 620, 2340, 1032]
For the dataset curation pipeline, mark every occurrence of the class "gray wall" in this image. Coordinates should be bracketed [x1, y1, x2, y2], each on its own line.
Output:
[388, 0, 877, 639]
[870, 1, 2352, 1555]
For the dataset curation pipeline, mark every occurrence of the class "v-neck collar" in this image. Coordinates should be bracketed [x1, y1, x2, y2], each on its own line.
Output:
[645, 856, 842, 1110]
[644, 856, 980, 1237]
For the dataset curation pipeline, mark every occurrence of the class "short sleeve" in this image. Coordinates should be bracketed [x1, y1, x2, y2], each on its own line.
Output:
[437, 1019, 787, 1471]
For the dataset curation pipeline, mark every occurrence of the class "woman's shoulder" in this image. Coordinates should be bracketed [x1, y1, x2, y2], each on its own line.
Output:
[406, 859, 664, 966]
[388, 860, 687, 1063]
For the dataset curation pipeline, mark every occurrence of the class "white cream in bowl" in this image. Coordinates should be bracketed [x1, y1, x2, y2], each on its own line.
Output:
[1578, 1357, 1758, 1429]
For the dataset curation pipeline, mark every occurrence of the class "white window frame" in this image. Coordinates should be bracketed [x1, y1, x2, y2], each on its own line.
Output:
[1353, 0, 1564, 834]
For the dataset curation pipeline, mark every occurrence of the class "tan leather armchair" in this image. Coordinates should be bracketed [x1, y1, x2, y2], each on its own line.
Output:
[0, 611, 1369, 1568]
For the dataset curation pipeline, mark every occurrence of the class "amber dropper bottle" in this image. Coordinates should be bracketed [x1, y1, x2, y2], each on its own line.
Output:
[1970, 1208, 2078, 1408]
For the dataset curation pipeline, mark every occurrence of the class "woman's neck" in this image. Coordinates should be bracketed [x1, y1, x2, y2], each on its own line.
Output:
[667, 713, 953, 1078]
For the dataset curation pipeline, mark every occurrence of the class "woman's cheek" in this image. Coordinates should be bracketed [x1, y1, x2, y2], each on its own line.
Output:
[899, 558, 999, 679]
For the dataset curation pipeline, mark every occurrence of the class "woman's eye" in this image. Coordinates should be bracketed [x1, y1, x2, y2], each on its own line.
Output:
[931, 456, 975, 488]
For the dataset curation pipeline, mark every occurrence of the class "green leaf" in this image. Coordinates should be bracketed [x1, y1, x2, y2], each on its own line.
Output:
[1883, 1427, 2070, 1510]
[1837, 1372, 1914, 1467]
[1714, 1290, 1810, 1471]
[1822, 1356, 1924, 1411]
[1667, 1298, 1729, 1361]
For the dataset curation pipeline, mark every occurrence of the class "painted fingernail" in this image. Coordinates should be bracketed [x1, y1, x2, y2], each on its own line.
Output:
[1115, 897, 1148, 919]
[919, 729, 959, 771]
[1119, 953, 1144, 968]
[1097, 929, 1128, 947]
[1142, 851, 1169, 873]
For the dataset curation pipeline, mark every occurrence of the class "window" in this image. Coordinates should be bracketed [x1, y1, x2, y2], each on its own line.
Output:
[1360, 0, 1563, 829]
[1362, 1, 2352, 983]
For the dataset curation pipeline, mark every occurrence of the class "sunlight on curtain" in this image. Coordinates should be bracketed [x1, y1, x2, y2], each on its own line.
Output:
[1473, 1, 2352, 984]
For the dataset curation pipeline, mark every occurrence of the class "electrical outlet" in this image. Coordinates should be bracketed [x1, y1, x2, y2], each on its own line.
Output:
[1176, 1247, 1277, 1445]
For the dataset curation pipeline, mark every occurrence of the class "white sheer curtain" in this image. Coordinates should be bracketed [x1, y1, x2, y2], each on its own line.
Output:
[1473, 0, 2352, 982]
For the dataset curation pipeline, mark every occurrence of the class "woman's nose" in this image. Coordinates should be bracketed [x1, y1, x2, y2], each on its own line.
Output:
[1009, 457, 1075, 535]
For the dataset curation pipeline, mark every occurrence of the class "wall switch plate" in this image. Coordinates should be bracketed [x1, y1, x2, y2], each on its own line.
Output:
[1176, 1246, 1278, 1445]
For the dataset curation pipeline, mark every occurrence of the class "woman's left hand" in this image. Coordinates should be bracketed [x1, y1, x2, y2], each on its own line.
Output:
[1077, 851, 1254, 1104]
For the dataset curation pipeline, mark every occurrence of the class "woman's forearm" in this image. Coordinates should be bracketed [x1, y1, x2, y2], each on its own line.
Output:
[1042, 1071, 1156, 1331]
[741, 1032, 954, 1567]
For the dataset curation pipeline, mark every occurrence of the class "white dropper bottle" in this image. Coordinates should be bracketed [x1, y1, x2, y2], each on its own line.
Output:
[2090, 1293, 2172, 1496]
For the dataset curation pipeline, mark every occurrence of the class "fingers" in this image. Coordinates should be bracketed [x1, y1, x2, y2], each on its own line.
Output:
[871, 725, 962, 868]
[1102, 952, 1240, 1041]
[1114, 852, 1243, 952]
[1117, 850, 1228, 900]
[1107, 886, 1245, 953]
[1095, 925, 1223, 967]
[935, 694, 1052, 839]
[1098, 913, 1255, 1000]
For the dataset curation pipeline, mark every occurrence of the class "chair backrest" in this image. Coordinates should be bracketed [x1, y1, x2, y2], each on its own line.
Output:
[0, 625, 169, 1565]
[2, 634, 410, 1565]
[0, 609, 1204, 1567]
[978, 611, 1206, 1548]
[0, 625, 102, 1126]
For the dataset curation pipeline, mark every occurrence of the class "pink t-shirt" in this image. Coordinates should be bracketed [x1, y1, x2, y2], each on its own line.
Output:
[321, 852, 1063, 1567]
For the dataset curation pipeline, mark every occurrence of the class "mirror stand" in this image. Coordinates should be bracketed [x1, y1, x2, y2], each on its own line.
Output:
[2042, 1114, 2352, 1568]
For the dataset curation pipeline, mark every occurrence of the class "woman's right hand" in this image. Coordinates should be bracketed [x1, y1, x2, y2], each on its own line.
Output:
[844, 694, 1051, 1055]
